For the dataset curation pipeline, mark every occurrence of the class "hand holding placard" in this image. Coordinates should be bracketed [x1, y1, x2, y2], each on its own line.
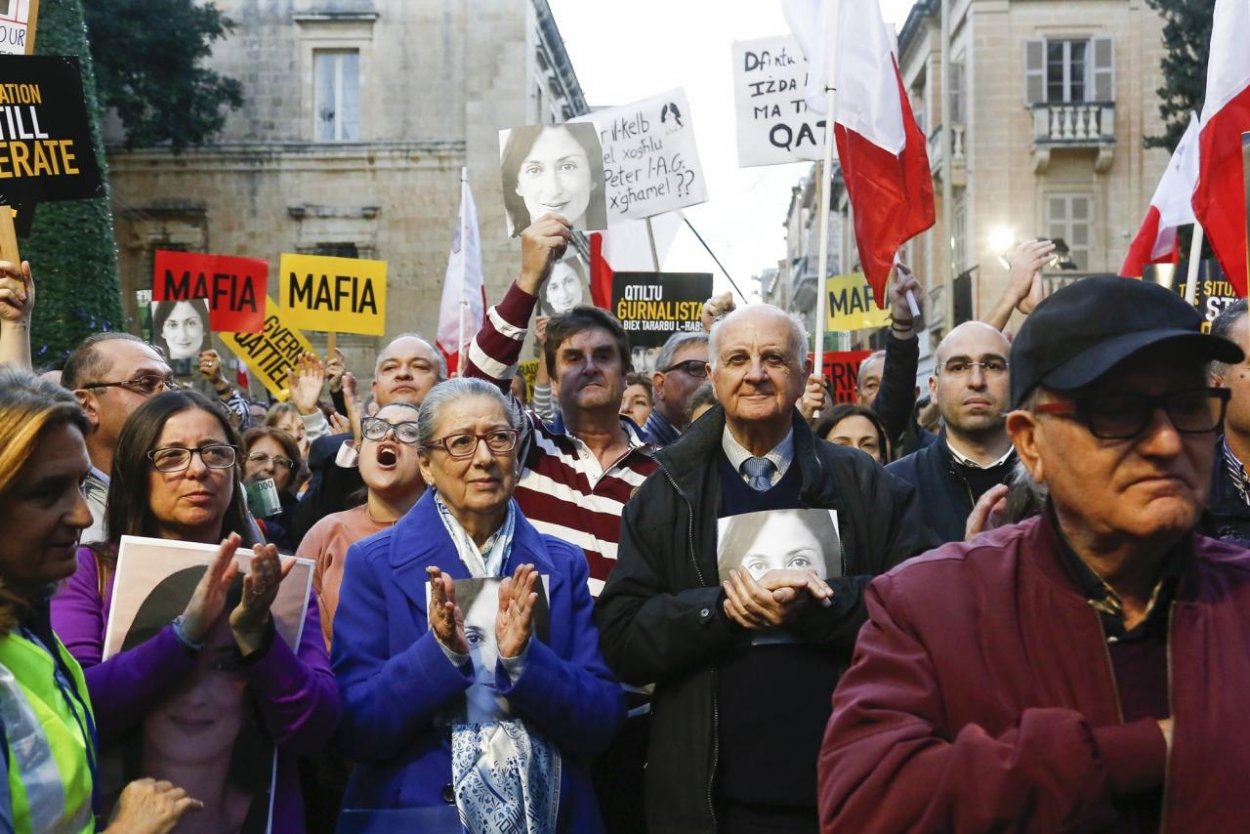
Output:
[518, 214, 572, 296]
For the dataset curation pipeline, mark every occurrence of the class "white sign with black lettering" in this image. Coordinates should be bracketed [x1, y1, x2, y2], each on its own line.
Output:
[733, 36, 826, 168]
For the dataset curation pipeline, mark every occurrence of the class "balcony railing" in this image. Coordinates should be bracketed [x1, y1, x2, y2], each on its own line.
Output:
[1031, 102, 1115, 145]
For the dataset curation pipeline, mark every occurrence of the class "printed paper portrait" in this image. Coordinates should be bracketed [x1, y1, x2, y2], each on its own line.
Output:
[429, 577, 551, 725]
[103, 536, 314, 834]
[498, 122, 608, 237]
[538, 254, 591, 317]
[716, 508, 842, 584]
[151, 296, 210, 373]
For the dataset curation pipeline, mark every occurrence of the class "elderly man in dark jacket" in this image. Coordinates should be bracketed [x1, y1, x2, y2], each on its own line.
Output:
[597, 304, 934, 834]
[820, 276, 1250, 832]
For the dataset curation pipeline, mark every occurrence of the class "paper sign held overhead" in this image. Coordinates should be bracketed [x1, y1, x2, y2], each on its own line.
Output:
[221, 297, 315, 400]
[732, 36, 826, 167]
[574, 89, 708, 221]
[611, 271, 712, 349]
[498, 122, 608, 236]
[152, 249, 266, 334]
[0, 55, 101, 204]
[278, 252, 387, 336]
[825, 273, 892, 332]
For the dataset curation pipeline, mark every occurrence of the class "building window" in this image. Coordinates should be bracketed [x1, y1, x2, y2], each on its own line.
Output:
[951, 192, 967, 274]
[314, 50, 360, 141]
[1046, 194, 1092, 271]
[1025, 36, 1113, 105]
[950, 60, 966, 124]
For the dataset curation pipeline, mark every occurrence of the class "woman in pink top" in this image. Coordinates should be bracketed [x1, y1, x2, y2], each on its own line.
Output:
[298, 402, 425, 649]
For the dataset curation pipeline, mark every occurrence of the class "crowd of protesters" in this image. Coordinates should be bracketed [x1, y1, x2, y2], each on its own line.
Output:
[0, 208, 1249, 834]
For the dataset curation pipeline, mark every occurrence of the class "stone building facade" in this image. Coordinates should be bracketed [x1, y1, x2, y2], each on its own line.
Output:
[106, 0, 587, 380]
[779, 0, 1171, 371]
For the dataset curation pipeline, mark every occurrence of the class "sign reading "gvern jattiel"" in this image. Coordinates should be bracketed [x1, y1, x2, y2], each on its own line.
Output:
[0, 55, 102, 203]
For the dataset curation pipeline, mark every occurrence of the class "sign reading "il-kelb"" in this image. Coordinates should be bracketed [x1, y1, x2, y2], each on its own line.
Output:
[278, 253, 387, 335]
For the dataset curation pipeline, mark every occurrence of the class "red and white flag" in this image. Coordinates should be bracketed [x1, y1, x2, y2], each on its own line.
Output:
[831, 0, 935, 307]
[234, 358, 250, 392]
[782, 0, 933, 306]
[1192, 0, 1250, 296]
[1120, 114, 1200, 277]
[436, 172, 484, 374]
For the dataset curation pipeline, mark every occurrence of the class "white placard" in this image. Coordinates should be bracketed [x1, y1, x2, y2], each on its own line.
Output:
[732, 35, 826, 167]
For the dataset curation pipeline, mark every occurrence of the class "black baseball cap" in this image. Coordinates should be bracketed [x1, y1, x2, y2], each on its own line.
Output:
[1010, 275, 1244, 408]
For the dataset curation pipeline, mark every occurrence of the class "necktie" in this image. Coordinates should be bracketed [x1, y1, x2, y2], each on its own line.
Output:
[741, 456, 776, 492]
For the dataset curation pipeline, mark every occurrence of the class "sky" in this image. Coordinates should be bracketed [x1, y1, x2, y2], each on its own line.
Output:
[546, 0, 918, 300]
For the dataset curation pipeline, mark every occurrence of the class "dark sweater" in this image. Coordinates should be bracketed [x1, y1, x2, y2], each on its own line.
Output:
[887, 432, 1014, 544]
[715, 455, 841, 814]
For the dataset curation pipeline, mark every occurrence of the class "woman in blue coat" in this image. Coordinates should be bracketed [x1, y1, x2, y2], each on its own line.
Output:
[332, 378, 624, 833]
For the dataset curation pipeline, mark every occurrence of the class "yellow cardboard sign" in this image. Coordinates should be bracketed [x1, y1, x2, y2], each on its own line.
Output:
[278, 253, 387, 336]
[825, 272, 892, 332]
[220, 297, 314, 400]
[517, 359, 539, 398]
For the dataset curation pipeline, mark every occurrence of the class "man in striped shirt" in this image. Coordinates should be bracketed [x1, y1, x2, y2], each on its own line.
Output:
[465, 214, 657, 595]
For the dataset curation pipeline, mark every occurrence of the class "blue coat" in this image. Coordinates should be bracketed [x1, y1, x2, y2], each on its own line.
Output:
[332, 492, 624, 832]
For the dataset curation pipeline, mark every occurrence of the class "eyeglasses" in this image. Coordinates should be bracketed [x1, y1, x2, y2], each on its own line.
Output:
[1033, 387, 1230, 440]
[148, 444, 238, 473]
[939, 358, 1009, 376]
[84, 374, 177, 396]
[246, 451, 294, 469]
[662, 359, 709, 378]
[424, 429, 520, 458]
[361, 417, 421, 445]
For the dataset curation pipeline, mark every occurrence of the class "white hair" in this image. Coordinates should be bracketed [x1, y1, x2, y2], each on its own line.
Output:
[707, 304, 809, 370]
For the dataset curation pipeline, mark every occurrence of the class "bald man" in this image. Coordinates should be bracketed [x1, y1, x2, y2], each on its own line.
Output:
[887, 321, 1016, 543]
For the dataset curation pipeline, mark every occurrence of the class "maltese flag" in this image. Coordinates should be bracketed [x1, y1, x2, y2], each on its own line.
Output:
[1119, 114, 1200, 278]
[1192, 0, 1250, 296]
[437, 173, 485, 374]
[830, 0, 934, 307]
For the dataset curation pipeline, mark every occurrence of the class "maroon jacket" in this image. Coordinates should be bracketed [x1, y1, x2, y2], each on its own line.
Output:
[818, 513, 1250, 832]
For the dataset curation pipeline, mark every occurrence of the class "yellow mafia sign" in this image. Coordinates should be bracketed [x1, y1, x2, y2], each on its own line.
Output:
[825, 272, 891, 332]
[279, 253, 387, 336]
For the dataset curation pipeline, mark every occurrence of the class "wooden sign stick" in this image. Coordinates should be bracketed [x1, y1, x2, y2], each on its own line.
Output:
[0, 207, 20, 265]
[326, 331, 337, 357]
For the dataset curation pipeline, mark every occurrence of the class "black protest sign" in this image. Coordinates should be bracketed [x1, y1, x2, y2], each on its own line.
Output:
[0, 55, 102, 204]
[612, 272, 713, 349]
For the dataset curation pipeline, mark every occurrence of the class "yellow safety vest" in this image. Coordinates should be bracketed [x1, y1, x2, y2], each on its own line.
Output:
[0, 628, 95, 834]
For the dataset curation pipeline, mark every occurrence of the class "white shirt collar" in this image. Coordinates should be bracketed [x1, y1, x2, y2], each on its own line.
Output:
[721, 425, 794, 487]
[946, 438, 1014, 469]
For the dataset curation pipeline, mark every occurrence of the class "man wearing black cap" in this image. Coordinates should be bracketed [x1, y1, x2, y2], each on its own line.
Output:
[817, 276, 1250, 831]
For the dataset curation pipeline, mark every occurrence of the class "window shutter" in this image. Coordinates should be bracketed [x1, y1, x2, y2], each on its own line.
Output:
[1024, 38, 1046, 105]
[1091, 35, 1114, 102]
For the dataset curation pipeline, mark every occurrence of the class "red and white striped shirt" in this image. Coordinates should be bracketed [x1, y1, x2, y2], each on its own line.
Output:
[465, 283, 657, 595]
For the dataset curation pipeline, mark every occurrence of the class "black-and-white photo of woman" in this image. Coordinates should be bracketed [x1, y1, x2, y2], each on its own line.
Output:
[499, 123, 608, 236]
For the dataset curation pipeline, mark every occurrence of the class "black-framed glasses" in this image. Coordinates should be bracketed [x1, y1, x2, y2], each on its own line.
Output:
[939, 358, 1009, 376]
[83, 374, 177, 396]
[361, 417, 421, 445]
[424, 429, 520, 458]
[246, 451, 294, 469]
[148, 444, 238, 473]
[1033, 387, 1230, 440]
[662, 359, 709, 378]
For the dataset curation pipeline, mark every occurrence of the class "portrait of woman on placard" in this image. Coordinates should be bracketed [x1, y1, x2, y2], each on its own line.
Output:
[716, 508, 842, 583]
[538, 256, 590, 317]
[153, 298, 209, 365]
[499, 123, 608, 236]
[118, 566, 272, 834]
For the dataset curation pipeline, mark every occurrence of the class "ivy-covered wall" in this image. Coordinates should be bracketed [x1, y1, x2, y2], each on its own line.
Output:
[26, 0, 122, 367]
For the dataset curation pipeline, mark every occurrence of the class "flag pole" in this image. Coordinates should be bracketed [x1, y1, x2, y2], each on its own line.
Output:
[1184, 222, 1204, 306]
[457, 166, 469, 369]
[812, 0, 841, 388]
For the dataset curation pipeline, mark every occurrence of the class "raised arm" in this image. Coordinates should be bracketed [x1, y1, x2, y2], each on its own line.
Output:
[464, 215, 571, 391]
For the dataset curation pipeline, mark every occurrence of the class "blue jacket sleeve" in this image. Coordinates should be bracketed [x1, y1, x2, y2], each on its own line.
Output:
[496, 549, 625, 760]
[332, 544, 474, 762]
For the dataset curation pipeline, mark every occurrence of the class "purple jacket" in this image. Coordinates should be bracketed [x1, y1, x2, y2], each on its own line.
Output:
[52, 547, 341, 834]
